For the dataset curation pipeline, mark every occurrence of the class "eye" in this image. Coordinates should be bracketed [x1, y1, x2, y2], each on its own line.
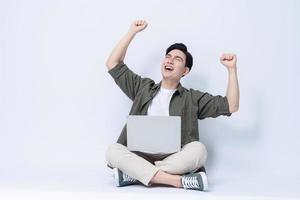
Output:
[175, 57, 182, 62]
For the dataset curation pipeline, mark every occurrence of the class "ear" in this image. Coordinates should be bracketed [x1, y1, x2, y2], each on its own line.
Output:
[182, 67, 190, 77]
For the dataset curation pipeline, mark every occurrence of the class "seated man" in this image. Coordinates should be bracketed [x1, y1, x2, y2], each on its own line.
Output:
[105, 20, 240, 191]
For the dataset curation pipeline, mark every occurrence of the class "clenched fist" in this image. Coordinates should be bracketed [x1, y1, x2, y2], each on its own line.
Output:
[129, 20, 148, 34]
[220, 53, 237, 69]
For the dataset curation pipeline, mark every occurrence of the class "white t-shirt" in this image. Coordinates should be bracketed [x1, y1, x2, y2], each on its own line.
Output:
[147, 87, 177, 116]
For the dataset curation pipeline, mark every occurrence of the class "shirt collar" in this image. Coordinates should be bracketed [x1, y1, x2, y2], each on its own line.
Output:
[152, 81, 184, 97]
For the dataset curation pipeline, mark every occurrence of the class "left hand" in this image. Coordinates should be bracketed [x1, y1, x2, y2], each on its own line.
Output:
[220, 53, 237, 69]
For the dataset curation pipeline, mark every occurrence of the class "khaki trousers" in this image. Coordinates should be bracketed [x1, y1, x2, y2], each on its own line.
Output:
[105, 141, 207, 186]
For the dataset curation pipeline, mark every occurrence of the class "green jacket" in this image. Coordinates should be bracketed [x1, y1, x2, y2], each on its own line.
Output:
[109, 62, 232, 147]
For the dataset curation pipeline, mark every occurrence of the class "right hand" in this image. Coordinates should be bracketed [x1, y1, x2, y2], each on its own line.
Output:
[129, 20, 148, 34]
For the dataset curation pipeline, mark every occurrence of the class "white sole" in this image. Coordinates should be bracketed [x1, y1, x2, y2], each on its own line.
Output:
[113, 168, 120, 187]
[199, 172, 209, 191]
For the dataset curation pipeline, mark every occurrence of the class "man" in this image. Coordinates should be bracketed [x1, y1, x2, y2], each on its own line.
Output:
[105, 20, 239, 191]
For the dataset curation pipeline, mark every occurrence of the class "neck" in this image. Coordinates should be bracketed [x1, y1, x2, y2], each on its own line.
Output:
[161, 79, 179, 89]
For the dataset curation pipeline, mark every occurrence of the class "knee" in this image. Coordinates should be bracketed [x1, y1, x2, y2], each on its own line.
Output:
[187, 141, 208, 165]
[192, 141, 207, 157]
[105, 143, 126, 164]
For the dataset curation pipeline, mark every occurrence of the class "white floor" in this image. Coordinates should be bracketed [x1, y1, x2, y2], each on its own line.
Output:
[1, 165, 299, 200]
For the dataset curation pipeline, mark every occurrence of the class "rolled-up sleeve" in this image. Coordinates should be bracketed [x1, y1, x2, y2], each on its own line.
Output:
[108, 62, 153, 101]
[195, 90, 232, 119]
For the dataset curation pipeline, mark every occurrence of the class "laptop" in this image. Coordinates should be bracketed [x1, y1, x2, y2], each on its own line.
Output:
[127, 115, 181, 154]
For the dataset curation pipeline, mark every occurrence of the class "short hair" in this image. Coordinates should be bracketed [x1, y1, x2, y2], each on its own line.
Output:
[166, 43, 193, 70]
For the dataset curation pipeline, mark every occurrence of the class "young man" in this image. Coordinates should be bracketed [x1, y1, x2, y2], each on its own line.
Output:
[105, 20, 239, 191]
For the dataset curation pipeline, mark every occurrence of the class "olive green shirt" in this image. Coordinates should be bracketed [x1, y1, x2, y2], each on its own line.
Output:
[109, 62, 232, 147]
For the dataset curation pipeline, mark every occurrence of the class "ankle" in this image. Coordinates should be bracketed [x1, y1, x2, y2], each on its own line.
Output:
[172, 175, 183, 188]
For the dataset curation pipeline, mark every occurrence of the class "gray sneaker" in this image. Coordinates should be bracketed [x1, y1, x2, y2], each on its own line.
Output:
[113, 168, 138, 187]
[181, 172, 208, 191]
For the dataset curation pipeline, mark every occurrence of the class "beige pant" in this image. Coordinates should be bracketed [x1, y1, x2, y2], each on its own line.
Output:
[105, 141, 207, 186]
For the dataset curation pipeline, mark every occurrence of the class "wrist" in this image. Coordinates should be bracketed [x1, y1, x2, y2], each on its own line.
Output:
[227, 66, 237, 74]
[227, 65, 237, 71]
[127, 30, 137, 37]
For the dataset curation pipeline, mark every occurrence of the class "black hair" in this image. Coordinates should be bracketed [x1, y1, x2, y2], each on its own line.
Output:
[166, 43, 193, 71]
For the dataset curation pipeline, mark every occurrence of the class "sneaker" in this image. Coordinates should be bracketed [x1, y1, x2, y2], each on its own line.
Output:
[181, 172, 208, 191]
[113, 168, 138, 187]
[193, 166, 206, 173]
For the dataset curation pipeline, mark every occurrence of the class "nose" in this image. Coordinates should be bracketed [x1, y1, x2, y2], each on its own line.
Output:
[166, 57, 174, 64]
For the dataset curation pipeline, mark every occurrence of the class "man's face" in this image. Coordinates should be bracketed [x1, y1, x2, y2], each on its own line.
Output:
[161, 49, 190, 82]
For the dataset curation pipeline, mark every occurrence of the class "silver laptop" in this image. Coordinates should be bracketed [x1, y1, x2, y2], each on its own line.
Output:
[127, 115, 181, 154]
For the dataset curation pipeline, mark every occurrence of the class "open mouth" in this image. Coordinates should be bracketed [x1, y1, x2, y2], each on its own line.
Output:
[164, 65, 174, 71]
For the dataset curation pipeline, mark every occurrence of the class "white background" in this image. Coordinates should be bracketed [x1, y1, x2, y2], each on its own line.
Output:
[1, 0, 300, 199]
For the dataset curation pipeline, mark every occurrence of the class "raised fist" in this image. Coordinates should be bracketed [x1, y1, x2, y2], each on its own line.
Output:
[220, 53, 237, 69]
[129, 20, 148, 34]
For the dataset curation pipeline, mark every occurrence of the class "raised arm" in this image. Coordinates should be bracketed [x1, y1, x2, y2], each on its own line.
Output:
[105, 20, 148, 70]
[220, 53, 240, 113]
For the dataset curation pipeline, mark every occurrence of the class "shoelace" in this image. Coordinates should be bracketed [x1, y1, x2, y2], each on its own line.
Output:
[122, 173, 136, 183]
[182, 176, 200, 189]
